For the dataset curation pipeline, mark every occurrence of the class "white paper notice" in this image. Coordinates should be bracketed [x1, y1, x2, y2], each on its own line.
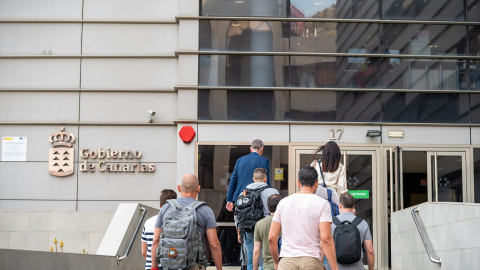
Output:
[2, 137, 27, 161]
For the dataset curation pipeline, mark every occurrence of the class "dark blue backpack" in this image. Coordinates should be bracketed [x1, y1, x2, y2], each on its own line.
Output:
[327, 189, 340, 217]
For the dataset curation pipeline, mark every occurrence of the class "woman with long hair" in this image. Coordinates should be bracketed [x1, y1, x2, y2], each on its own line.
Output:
[310, 141, 348, 195]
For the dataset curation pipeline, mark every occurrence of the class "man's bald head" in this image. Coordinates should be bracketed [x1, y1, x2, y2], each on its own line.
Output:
[180, 173, 200, 194]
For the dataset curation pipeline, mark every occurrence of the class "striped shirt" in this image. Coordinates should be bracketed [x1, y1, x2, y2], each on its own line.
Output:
[141, 214, 158, 270]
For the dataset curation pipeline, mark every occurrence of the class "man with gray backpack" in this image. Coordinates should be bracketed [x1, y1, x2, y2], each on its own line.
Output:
[326, 193, 375, 270]
[150, 174, 223, 270]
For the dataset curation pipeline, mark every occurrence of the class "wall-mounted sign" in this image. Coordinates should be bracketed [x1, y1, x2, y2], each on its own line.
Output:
[79, 148, 155, 173]
[275, 168, 284, 180]
[2, 137, 27, 161]
[349, 190, 369, 199]
[47, 127, 155, 176]
[49, 128, 75, 176]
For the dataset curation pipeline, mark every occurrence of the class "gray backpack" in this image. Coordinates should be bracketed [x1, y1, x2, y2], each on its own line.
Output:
[156, 199, 207, 270]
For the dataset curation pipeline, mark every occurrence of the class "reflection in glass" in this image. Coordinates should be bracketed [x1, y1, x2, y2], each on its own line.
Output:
[381, 25, 467, 55]
[290, 23, 379, 55]
[199, 21, 288, 52]
[472, 94, 480, 123]
[382, 0, 464, 21]
[290, 0, 379, 19]
[402, 151, 428, 208]
[467, 0, 480, 22]
[381, 93, 470, 123]
[291, 91, 381, 122]
[468, 27, 480, 90]
[199, 55, 287, 87]
[201, 0, 287, 17]
[436, 156, 463, 202]
[198, 90, 289, 121]
[381, 59, 465, 90]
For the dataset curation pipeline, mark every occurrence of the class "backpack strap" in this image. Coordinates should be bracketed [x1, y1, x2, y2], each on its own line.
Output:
[166, 198, 181, 208]
[332, 216, 341, 225]
[317, 159, 327, 188]
[188, 200, 207, 210]
[351, 216, 363, 227]
[327, 188, 332, 201]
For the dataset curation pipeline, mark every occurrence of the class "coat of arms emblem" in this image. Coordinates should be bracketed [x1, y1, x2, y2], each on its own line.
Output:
[49, 127, 75, 177]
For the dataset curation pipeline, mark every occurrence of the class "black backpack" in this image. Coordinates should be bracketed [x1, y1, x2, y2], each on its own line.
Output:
[234, 186, 270, 232]
[332, 216, 363, 264]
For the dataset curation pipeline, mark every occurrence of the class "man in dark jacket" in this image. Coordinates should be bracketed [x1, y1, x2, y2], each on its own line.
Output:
[226, 139, 270, 212]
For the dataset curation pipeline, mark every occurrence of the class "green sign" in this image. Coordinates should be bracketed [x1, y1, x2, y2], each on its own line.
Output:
[349, 190, 369, 199]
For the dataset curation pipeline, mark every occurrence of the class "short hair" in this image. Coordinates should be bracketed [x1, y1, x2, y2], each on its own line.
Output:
[253, 168, 267, 181]
[251, 139, 264, 150]
[267, 194, 282, 213]
[180, 173, 199, 193]
[339, 192, 355, 209]
[159, 189, 177, 206]
[298, 166, 318, 187]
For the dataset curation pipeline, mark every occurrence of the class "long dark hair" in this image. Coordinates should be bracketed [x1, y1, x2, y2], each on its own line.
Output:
[311, 141, 341, 173]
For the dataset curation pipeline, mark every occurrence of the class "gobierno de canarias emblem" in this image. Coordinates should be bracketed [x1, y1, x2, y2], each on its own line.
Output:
[49, 127, 75, 177]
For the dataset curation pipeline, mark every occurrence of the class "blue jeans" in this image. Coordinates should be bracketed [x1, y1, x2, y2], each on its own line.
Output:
[243, 231, 262, 270]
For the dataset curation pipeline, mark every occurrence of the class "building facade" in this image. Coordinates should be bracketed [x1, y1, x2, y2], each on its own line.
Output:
[1, 0, 480, 268]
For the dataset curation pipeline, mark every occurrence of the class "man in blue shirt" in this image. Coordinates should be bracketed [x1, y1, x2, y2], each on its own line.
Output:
[226, 139, 270, 212]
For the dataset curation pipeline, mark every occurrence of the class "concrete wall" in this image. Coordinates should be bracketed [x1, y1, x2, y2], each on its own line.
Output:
[0, 204, 158, 270]
[391, 202, 480, 270]
[0, 0, 199, 212]
[0, 210, 114, 253]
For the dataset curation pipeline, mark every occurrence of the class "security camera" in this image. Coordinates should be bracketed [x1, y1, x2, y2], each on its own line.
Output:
[148, 109, 156, 123]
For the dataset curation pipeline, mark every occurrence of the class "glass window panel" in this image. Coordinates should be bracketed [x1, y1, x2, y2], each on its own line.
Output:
[197, 144, 289, 265]
[474, 148, 480, 203]
[472, 94, 480, 123]
[467, 0, 480, 22]
[381, 93, 470, 123]
[199, 55, 288, 87]
[290, 56, 380, 88]
[290, 91, 380, 122]
[468, 27, 480, 90]
[402, 151, 428, 208]
[381, 24, 467, 56]
[436, 155, 463, 202]
[201, 0, 287, 17]
[290, 0, 379, 19]
[382, 0, 464, 21]
[290, 23, 379, 54]
[198, 90, 289, 121]
[381, 59, 466, 90]
[199, 20, 289, 52]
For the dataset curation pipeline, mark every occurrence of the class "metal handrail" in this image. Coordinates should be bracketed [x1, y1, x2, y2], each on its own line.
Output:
[411, 206, 441, 265]
[117, 206, 147, 263]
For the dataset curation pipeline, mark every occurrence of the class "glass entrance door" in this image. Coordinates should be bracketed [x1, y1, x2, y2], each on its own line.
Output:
[389, 148, 467, 212]
[294, 147, 378, 267]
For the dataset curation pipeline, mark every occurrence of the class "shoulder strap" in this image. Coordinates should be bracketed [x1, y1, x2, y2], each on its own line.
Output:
[332, 216, 341, 225]
[167, 199, 181, 208]
[327, 188, 332, 201]
[317, 159, 326, 188]
[188, 200, 207, 210]
[351, 216, 363, 227]
[247, 185, 270, 193]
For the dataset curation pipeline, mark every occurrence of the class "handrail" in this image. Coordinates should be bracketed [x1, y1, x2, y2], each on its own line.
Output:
[117, 206, 147, 263]
[411, 206, 441, 265]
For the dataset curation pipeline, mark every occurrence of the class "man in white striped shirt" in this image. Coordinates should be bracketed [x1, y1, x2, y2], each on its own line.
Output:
[141, 189, 177, 270]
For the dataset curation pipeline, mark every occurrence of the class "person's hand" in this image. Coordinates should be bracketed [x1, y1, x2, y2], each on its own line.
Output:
[237, 233, 242, 243]
[226, 201, 234, 211]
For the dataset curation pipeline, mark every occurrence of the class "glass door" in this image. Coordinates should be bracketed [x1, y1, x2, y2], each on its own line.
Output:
[294, 147, 378, 267]
[388, 148, 467, 213]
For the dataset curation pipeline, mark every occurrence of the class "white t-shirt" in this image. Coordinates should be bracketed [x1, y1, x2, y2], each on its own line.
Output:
[272, 193, 332, 261]
[141, 215, 157, 270]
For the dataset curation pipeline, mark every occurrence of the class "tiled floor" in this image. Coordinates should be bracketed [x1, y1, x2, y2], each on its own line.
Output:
[207, 266, 241, 270]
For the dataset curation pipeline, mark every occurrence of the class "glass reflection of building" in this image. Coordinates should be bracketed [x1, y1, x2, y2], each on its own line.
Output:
[197, 0, 480, 265]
